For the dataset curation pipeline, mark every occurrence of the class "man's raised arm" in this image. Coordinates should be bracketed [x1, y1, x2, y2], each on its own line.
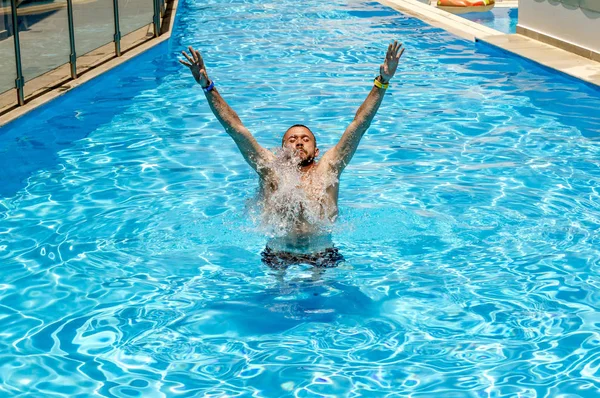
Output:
[179, 47, 273, 174]
[322, 41, 405, 174]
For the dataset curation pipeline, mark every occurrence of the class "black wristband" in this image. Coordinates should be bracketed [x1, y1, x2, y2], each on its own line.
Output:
[377, 75, 390, 85]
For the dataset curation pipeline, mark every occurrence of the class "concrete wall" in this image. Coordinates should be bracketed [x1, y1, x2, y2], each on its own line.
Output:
[518, 0, 600, 53]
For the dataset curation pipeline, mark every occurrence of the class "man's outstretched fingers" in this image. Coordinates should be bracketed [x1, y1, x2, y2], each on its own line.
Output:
[196, 50, 205, 66]
[397, 47, 405, 59]
[188, 46, 198, 62]
[179, 59, 192, 67]
[182, 50, 194, 64]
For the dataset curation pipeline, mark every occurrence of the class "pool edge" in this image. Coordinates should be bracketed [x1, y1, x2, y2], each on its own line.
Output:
[377, 0, 600, 89]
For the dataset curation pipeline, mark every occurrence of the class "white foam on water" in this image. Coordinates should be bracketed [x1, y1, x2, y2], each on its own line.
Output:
[246, 147, 339, 252]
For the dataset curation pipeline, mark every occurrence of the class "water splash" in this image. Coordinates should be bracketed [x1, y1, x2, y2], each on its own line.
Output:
[247, 147, 339, 251]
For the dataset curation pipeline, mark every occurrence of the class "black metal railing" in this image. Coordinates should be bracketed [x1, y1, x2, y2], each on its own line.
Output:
[1, 0, 168, 108]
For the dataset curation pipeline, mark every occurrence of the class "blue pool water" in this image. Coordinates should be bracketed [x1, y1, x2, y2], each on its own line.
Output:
[1, 0, 600, 396]
[461, 7, 519, 34]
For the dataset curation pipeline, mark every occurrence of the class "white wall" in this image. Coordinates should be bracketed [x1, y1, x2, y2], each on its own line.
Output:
[519, 0, 600, 53]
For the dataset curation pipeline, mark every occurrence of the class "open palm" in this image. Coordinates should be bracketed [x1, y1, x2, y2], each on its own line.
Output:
[380, 41, 405, 83]
[179, 46, 210, 87]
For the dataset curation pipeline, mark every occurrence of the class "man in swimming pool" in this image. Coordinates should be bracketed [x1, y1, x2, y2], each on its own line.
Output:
[180, 41, 404, 267]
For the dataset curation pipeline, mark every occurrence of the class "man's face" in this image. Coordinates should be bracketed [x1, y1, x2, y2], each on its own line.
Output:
[282, 126, 319, 166]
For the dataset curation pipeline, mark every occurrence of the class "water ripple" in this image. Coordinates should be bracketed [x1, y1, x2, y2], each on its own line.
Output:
[1, 0, 600, 396]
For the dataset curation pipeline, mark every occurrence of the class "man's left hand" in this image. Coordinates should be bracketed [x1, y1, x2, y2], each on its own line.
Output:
[380, 41, 405, 84]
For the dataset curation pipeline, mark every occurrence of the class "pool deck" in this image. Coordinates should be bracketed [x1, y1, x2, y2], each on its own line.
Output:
[379, 0, 600, 88]
[1, 0, 599, 127]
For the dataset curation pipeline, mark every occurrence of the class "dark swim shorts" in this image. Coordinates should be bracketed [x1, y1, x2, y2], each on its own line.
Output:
[261, 246, 345, 269]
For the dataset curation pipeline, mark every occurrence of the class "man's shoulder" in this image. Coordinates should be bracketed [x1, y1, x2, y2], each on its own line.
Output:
[316, 149, 342, 174]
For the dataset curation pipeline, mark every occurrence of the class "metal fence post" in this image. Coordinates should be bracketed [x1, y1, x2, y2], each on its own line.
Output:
[153, 0, 160, 37]
[9, 0, 24, 105]
[113, 0, 121, 56]
[66, 0, 77, 78]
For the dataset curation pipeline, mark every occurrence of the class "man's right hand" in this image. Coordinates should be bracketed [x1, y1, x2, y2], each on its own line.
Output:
[179, 46, 211, 88]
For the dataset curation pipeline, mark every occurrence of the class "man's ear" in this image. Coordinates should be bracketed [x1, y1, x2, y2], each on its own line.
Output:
[315, 148, 320, 157]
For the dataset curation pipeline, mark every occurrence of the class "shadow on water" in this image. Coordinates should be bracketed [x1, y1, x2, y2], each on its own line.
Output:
[445, 41, 600, 139]
[168, 244, 377, 337]
[186, 277, 377, 336]
[0, 42, 172, 198]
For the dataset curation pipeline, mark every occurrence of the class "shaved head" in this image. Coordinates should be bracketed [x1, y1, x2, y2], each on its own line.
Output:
[282, 124, 315, 146]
